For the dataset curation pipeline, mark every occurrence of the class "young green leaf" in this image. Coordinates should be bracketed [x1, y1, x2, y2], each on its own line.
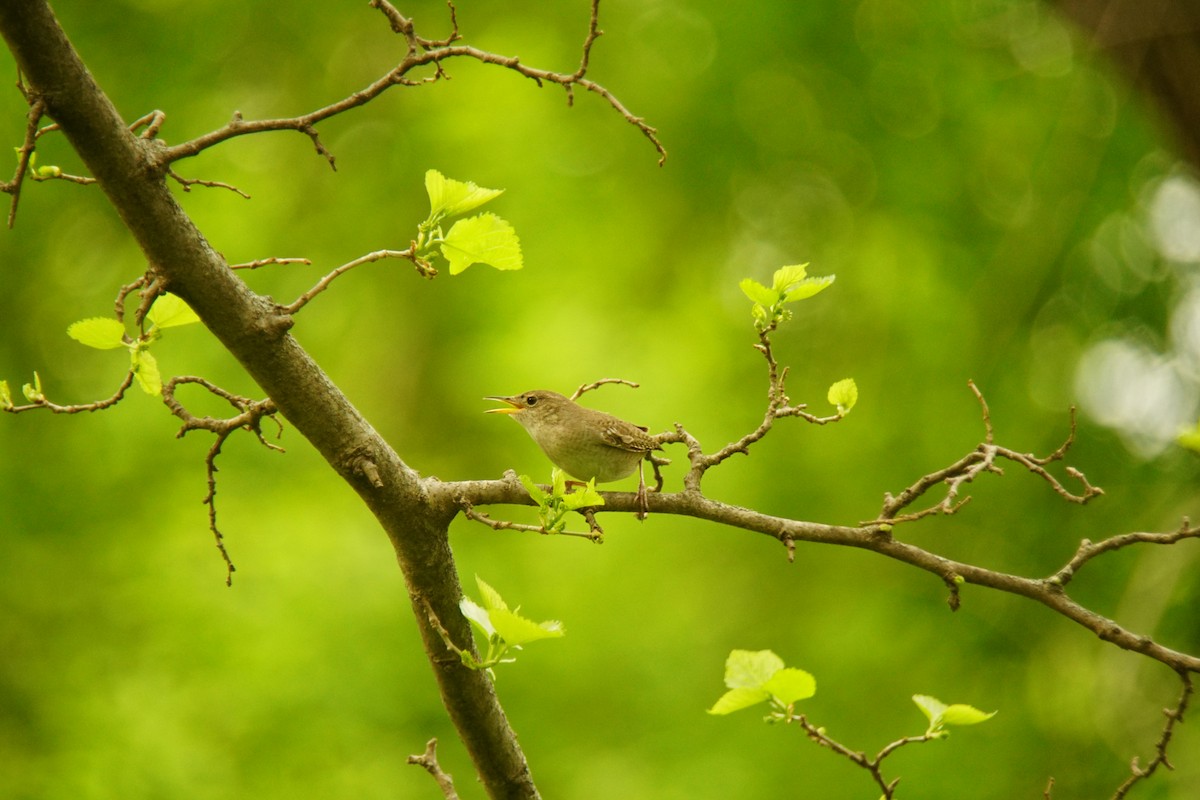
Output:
[913, 694, 996, 734]
[561, 478, 604, 510]
[518, 474, 549, 504]
[67, 318, 127, 350]
[21, 371, 43, 402]
[912, 694, 948, 725]
[460, 596, 495, 638]
[131, 348, 162, 395]
[1179, 420, 1200, 453]
[827, 378, 858, 414]
[707, 686, 771, 715]
[781, 274, 835, 303]
[551, 467, 568, 498]
[739, 278, 778, 308]
[724, 649, 786, 689]
[0, 379, 11, 409]
[441, 213, 523, 274]
[763, 667, 817, 706]
[940, 703, 997, 727]
[771, 263, 810, 293]
[475, 575, 509, 613]
[147, 294, 200, 329]
[425, 169, 505, 218]
[489, 607, 565, 646]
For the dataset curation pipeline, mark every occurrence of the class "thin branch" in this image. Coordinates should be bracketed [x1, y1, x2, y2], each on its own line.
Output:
[3, 369, 136, 414]
[1052, 518, 1199, 588]
[570, 377, 639, 400]
[279, 248, 428, 314]
[3, 95, 44, 228]
[658, 327, 844, 492]
[128, 109, 166, 139]
[161, 376, 284, 586]
[167, 169, 250, 198]
[229, 256, 313, 271]
[791, 713, 934, 799]
[459, 497, 602, 541]
[1111, 673, 1193, 799]
[869, 383, 1102, 525]
[160, 1, 666, 169]
[407, 738, 460, 800]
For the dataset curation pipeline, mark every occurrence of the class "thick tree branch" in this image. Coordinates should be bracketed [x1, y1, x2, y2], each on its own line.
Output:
[0, 3, 538, 798]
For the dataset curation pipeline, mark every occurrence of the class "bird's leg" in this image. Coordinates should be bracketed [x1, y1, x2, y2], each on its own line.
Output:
[636, 459, 649, 521]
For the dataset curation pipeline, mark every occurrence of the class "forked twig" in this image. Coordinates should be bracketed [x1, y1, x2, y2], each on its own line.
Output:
[407, 738, 460, 800]
[162, 376, 284, 585]
[868, 381, 1102, 526]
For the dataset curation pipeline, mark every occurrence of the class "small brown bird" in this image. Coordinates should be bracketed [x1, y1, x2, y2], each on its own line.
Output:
[485, 390, 662, 514]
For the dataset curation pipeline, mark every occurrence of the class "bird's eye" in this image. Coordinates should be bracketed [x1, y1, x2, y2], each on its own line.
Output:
[525, 395, 538, 406]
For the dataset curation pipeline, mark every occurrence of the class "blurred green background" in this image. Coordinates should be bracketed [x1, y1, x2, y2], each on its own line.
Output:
[2, 0, 1199, 797]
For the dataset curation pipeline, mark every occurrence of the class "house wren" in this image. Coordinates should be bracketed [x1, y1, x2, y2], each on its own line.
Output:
[485, 390, 663, 513]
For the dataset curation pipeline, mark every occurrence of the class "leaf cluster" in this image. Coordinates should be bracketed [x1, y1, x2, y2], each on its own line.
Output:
[458, 576, 565, 672]
[2, 294, 199, 407]
[415, 170, 523, 275]
[739, 263, 835, 334]
[518, 469, 604, 534]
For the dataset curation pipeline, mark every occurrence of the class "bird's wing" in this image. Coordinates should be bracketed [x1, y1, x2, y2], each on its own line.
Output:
[599, 421, 660, 453]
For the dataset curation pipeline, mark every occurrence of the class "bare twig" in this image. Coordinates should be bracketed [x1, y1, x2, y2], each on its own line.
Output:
[659, 326, 844, 493]
[459, 498, 602, 541]
[407, 738, 460, 800]
[2, 369, 136, 415]
[167, 169, 250, 198]
[1111, 673, 1193, 799]
[570, 377, 639, 400]
[162, 376, 284, 585]
[3, 95, 45, 228]
[229, 256, 313, 271]
[128, 109, 166, 139]
[791, 713, 935, 799]
[161, 1, 666, 169]
[280, 248, 429, 314]
[1051, 518, 1199, 588]
[868, 382, 1102, 525]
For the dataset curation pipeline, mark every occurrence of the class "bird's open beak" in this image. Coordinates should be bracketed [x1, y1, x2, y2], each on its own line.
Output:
[483, 396, 523, 415]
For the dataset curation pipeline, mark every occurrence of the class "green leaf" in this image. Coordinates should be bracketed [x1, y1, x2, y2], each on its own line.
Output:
[36, 165, 61, 178]
[518, 474, 548, 504]
[1178, 421, 1200, 453]
[131, 348, 162, 396]
[780, 274, 835, 302]
[67, 318, 127, 350]
[475, 575, 509, 612]
[707, 686, 771, 715]
[21, 371, 43, 402]
[739, 278, 778, 308]
[459, 596, 495, 638]
[0, 379, 11, 408]
[771, 263, 810, 293]
[147, 294, 200, 329]
[941, 704, 997, 726]
[441, 213, 523, 274]
[912, 694, 948, 725]
[724, 649, 785, 690]
[425, 169, 505, 217]
[827, 378, 858, 414]
[763, 667, 817, 706]
[489, 607, 565, 646]
[561, 478, 604, 510]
